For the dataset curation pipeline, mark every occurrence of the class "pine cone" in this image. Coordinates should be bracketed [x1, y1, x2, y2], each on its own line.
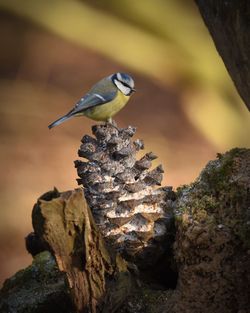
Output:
[75, 123, 174, 267]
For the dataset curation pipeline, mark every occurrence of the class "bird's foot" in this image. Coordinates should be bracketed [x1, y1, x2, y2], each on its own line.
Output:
[106, 118, 118, 130]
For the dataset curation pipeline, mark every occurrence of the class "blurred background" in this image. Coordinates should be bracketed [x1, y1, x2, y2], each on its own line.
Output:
[0, 0, 249, 286]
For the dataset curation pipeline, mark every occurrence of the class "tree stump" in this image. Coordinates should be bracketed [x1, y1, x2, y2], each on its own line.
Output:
[31, 188, 132, 313]
[167, 148, 250, 313]
[0, 124, 249, 313]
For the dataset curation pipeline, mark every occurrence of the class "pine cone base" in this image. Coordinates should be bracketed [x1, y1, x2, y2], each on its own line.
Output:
[75, 123, 174, 267]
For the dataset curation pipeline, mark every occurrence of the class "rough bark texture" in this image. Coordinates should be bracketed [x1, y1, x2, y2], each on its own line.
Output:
[75, 123, 174, 268]
[195, 0, 250, 110]
[31, 188, 132, 313]
[167, 148, 250, 313]
[117, 148, 250, 313]
[1, 146, 249, 313]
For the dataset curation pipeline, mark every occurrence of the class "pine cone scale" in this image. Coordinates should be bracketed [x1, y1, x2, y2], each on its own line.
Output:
[75, 123, 174, 267]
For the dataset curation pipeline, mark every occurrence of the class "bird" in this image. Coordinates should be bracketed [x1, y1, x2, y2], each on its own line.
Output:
[48, 72, 136, 129]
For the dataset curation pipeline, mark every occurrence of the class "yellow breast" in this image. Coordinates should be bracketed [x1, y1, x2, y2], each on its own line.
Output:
[84, 91, 130, 121]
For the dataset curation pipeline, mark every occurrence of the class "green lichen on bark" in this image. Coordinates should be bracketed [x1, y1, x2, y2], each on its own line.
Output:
[0, 251, 72, 313]
[1, 148, 249, 313]
[168, 148, 250, 313]
[176, 148, 250, 247]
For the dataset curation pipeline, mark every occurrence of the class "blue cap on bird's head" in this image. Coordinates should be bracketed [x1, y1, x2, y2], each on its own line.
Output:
[48, 72, 136, 129]
[112, 72, 136, 95]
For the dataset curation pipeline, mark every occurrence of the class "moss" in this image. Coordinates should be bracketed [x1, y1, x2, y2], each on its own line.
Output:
[3, 252, 54, 290]
[169, 148, 250, 313]
[0, 251, 73, 313]
[176, 184, 190, 197]
[176, 149, 249, 240]
[201, 148, 247, 191]
[119, 284, 173, 313]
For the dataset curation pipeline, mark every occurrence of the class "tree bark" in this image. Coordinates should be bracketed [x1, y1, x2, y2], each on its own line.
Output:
[1, 149, 249, 313]
[31, 188, 132, 313]
[195, 0, 250, 110]
[166, 148, 250, 313]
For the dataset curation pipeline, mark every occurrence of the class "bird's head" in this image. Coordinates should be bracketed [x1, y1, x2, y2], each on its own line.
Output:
[111, 73, 136, 96]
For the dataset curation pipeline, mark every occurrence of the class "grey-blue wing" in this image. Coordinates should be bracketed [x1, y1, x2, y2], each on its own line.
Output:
[70, 91, 117, 116]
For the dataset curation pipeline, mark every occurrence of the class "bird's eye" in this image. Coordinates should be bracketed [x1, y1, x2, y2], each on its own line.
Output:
[114, 79, 132, 95]
[120, 81, 132, 89]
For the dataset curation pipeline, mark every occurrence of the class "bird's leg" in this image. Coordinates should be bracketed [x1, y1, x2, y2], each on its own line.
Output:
[106, 117, 118, 130]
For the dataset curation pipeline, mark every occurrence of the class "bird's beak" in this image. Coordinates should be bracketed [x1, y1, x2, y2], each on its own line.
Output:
[132, 88, 136, 92]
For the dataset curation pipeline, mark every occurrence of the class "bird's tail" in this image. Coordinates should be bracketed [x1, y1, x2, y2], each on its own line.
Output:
[48, 114, 74, 129]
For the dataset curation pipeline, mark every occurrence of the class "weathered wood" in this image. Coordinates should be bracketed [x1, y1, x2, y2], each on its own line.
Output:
[1, 149, 250, 313]
[195, 0, 250, 110]
[167, 148, 250, 313]
[32, 188, 132, 313]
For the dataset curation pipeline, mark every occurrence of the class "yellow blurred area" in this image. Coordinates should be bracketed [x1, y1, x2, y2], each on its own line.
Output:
[0, 0, 249, 286]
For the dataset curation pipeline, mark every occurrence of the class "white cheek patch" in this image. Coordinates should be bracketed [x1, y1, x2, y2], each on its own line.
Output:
[114, 79, 131, 95]
[117, 73, 122, 81]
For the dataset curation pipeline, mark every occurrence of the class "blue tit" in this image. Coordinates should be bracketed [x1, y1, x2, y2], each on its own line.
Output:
[48, 72, 136, 129]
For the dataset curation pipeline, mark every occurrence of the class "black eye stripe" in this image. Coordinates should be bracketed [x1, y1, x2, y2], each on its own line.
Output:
[119, 81, 131, 89]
